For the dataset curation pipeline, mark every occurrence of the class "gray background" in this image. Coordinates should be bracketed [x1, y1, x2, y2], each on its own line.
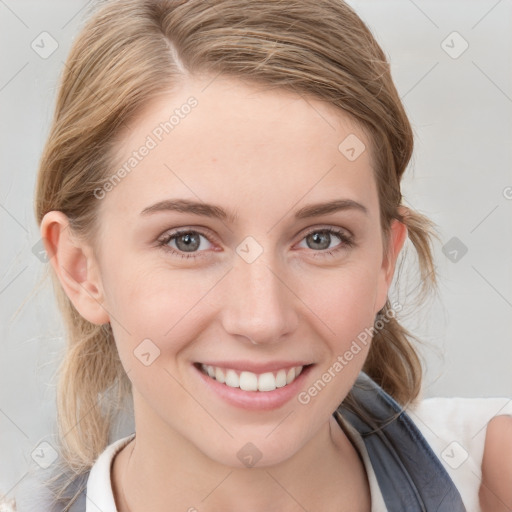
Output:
[1, 0, 511, 501]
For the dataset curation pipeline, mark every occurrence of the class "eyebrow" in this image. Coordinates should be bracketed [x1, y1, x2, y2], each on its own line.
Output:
[140, 198, 368, 223]
[294, 199, 367, 219]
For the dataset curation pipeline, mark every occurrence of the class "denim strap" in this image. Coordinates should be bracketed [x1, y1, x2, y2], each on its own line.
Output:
[336, 372, 466, 511]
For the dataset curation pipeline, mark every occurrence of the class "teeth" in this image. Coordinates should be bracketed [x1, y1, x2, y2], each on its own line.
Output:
[258, 372, 276, 392]
[275, 369, 287, 388]
[240, 371, 258, 391]
[215, 367, 225, 384]
[201, 364, 304, 392]
[225, 369, 239, 388]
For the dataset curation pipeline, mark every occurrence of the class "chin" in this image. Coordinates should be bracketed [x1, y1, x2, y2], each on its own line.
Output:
[199, 429, 308, 470]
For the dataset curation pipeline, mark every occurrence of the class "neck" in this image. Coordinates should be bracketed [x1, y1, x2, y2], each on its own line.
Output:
[112, 401, 370, 512]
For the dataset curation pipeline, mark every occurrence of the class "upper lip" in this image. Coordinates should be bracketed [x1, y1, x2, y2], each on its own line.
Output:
[196, 361, 312, 373]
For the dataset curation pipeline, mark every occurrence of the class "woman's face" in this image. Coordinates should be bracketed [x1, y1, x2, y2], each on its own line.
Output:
[85, 76, 403, 466]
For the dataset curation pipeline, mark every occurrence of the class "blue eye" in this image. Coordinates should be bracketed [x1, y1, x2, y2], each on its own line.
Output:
[297, 228, 354, 257]
[157, 227, 354, 260]
[158, 230, 213, 259]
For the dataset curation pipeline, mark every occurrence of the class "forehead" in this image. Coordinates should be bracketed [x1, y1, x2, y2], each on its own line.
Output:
[102, 76, 378, 221]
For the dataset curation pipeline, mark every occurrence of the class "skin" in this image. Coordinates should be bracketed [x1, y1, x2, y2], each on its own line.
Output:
[42, 76, 408, 511]
[479, 415, 512, 512]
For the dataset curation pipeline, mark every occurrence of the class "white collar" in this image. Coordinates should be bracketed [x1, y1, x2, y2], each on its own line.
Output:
[85, 433, 135, 512]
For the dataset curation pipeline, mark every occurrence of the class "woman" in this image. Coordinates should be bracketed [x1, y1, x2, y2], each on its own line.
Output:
[12, 0, 512, 510]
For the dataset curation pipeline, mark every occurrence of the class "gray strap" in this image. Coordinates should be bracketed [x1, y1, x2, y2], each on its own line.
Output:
[337, 372, 466, 511]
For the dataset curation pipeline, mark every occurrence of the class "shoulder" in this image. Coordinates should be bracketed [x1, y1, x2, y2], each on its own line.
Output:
[479, 414, 512, 512]
[407, 395, 512, 461]
[406, 395, 512, 512]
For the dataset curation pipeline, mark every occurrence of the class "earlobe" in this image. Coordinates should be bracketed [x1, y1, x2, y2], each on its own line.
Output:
[41, 211, 110, 325]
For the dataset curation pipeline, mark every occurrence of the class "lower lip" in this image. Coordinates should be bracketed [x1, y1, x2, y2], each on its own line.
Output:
[194, 364, 313, 411]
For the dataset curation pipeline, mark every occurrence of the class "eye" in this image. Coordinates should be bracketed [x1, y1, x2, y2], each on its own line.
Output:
[296, 227, 354, 257]
[157, 226, 354, 260]
[157, 229, 214, 259]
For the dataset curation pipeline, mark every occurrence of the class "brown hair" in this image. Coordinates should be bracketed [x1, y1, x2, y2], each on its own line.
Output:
[33, 0, 435, 507]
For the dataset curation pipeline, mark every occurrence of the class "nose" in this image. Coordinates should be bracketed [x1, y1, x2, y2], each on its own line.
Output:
[219, 250, 299, 346]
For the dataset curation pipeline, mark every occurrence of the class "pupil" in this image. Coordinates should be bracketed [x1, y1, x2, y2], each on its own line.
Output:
[310, 231, 329, 250]
[177, 233, 199, 251]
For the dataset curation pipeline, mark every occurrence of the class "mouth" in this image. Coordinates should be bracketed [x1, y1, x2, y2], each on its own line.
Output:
[195, 362, 309, 392]
[193, 361, 314, 410]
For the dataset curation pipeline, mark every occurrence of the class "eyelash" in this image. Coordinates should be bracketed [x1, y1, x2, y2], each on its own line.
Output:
[157, 227, 354, 261]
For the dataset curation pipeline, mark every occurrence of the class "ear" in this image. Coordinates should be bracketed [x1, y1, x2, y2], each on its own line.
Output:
[375, 206, 408, 312]
[40, 211, 110, 325]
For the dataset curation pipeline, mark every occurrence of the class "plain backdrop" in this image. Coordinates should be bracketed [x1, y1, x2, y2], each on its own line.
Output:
[1, 0, 511, 501]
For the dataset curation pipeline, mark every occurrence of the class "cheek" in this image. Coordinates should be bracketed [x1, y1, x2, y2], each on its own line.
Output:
[292, 265, 382, 403]
[101, 255, 219, 361]
[307, 260, 383, 332]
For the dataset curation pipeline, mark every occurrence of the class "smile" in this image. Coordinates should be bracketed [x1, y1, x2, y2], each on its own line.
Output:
[199, 363, 304, 392]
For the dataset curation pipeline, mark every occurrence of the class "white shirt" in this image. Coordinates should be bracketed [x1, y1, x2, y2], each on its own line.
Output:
[407, 396, 512, 512]
[84, 397, 512, 512]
